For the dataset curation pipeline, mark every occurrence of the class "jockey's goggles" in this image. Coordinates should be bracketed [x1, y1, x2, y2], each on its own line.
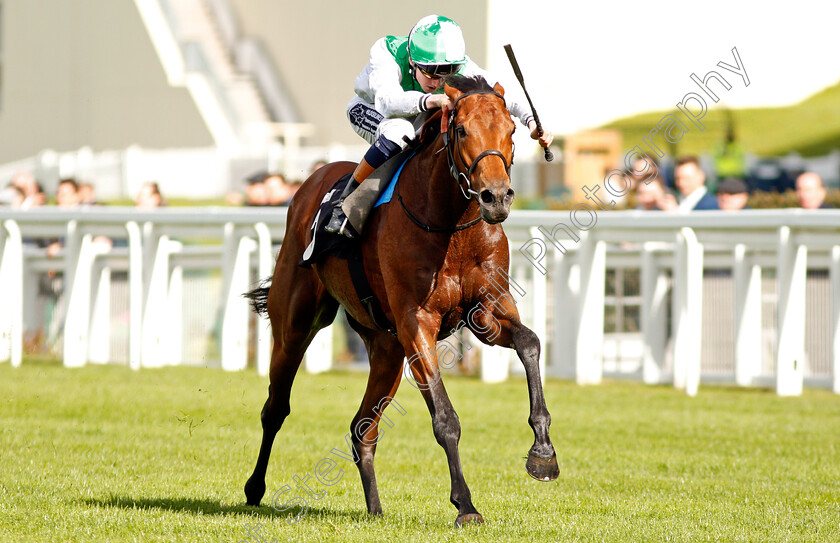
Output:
[415, 63, 463, 79]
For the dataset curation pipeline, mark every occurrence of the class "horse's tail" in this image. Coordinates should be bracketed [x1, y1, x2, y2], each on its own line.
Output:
[243, 277, 272, 317]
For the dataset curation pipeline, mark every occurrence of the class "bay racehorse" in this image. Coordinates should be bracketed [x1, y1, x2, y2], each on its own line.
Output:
[243, 75, 558, 526]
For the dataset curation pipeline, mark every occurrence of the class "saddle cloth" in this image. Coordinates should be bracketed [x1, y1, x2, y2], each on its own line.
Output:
[373, 153, 413, 208]
[299, 173, 357, 268]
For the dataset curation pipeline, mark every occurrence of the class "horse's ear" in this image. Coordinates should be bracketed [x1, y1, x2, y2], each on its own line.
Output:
[444, 82, 463, 102]
[493, 82, 505, 96]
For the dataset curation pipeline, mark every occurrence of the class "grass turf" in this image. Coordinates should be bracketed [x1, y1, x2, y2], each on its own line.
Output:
[1, 361, 838, 542]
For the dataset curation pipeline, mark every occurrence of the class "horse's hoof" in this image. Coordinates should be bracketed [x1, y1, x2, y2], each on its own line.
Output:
[526, 452, 559, 482]
[454, 512, 485, 527]
[244, 477, 266, 506]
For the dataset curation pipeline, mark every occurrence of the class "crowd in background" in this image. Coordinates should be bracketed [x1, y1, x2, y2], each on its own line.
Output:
[630, 155, 834, 212]
[1, 152, 835, 214]
[0, 161, 324, 211]
[241, 170, 301, 207]
[0, 160, 340, 257]
[0, 171, 168, 211]
[239, 161, 328, 207]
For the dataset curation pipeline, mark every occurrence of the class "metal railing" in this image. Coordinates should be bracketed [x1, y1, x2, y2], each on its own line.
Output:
[1, 208, 838, 397]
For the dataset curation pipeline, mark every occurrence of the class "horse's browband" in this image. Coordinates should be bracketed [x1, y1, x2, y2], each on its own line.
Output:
[451, 89, 506, 109]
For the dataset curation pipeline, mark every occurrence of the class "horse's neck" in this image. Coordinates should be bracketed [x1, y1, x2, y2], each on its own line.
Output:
[405, 135, 479, 228]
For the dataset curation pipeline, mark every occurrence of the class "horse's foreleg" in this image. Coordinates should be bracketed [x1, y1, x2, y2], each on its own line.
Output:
[470, 301, 559, 482]
[345, 330, 405, 515]
[399, 313, 483, 527]
[509, 321, 559, 481]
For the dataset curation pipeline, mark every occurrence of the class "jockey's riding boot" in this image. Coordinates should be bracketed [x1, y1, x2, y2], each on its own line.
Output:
[325, 179, 360, 237]
[325, 158, 375, 239]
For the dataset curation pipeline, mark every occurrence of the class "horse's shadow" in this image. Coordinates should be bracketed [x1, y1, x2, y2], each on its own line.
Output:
[83, 496, 370, 523]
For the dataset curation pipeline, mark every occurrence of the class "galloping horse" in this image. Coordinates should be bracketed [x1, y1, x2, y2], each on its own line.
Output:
[244, 75, 558, 526]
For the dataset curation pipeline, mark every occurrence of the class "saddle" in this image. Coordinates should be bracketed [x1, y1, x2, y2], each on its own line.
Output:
[299, 173, 358, 268]
[298, 113, 439, 336]
[299, 172, 398, 336]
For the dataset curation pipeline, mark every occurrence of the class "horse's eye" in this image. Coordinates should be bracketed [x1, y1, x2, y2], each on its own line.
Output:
[456, 126, 467, 138]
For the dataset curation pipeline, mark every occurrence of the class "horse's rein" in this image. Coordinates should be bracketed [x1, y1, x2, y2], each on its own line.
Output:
[442, 90, 514, 200]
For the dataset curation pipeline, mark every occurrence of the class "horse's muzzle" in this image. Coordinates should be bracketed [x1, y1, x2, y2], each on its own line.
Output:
[479, 187, 514, 224]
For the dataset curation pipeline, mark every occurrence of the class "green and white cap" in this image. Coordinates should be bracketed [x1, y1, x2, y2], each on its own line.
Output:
[408, 15, 466, 77]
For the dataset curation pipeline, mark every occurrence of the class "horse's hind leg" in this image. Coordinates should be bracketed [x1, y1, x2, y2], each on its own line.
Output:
[343, 325, 405, 516]
[244, 272, 338, 506]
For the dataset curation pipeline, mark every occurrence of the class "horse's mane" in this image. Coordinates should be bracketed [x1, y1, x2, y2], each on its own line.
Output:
[444, 74, 495, 95]
[418, 111, 444, 146]
[416, 75, 499, 146]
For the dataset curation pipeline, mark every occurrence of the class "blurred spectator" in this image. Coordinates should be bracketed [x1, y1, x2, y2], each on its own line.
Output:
[716, 178, 751, 211]
[635, 176, 677, 211]
[11, 170, 45, 209]
[10, 171, 34, 192]
[46, 179, 81, 257]
[244, 171, 269, 206]
[309, 159, 328, 176]
[627, 155, 660, 186]
[795, 172, 833, 209]
[31, 183, 47, 208]
[264, 173, 294, 206]
[674, 156, 719, 211]
[55, 178, 80, 208]
[0, 184, 25, 209]
[78, 182, 99, 206]
[135, 181, 165, 209]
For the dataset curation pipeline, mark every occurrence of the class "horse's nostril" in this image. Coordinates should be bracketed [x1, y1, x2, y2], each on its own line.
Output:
[480, 190, 494, 204]
[506, 188, 515, 199]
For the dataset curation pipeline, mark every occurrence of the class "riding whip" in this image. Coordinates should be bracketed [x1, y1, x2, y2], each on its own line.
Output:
[503, 44, 554, 162]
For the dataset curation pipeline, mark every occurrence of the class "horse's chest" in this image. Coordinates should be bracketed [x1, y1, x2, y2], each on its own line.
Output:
[428, 259, 486, 312]
[406, 240, 500, 315]
[427, 270, 461, 308]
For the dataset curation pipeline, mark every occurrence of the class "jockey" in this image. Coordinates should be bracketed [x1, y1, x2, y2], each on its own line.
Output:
[326, 14, 554, 238]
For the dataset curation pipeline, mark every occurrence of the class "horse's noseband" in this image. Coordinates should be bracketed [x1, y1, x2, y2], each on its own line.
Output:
[443, 90, 514, 200]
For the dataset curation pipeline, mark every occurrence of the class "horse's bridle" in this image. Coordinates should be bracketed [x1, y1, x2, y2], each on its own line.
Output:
[396, 89, 514, 233]
[443, 89, 514, 200]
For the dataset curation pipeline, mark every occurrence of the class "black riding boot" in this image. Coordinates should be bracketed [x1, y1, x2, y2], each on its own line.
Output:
[325, 179, 361, 239]
[325, 140, 398, 239]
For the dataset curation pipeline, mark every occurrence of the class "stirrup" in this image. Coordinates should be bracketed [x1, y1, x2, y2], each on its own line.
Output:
[338, 217, 358, 239]
[325, 207, 358, 239]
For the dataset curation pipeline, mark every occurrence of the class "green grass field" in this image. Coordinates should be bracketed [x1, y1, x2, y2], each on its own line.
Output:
[1, 361, 839, 542]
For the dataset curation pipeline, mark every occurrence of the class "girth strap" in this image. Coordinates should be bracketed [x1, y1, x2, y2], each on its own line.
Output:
[347, 256, 397, 337]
